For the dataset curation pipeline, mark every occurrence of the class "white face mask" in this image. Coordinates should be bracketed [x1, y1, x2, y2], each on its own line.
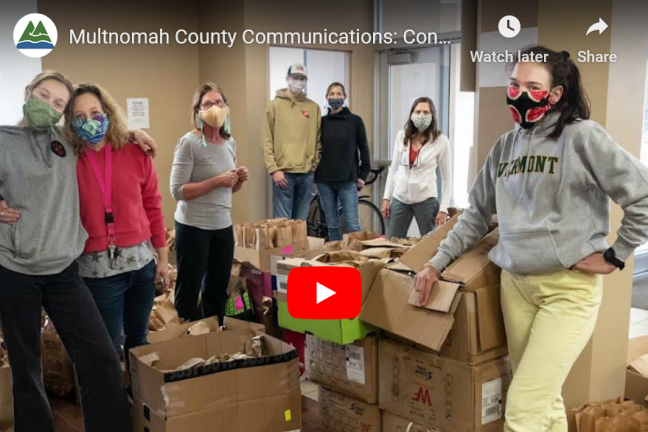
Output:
[288, 78, 306, 94]
[411, 114, 433, 131]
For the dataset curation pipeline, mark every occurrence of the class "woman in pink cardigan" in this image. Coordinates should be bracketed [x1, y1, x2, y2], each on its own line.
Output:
[64, 83, 169, 363]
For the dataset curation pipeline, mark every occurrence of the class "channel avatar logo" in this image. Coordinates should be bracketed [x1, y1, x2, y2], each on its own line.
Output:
[14, 14, 58, 58]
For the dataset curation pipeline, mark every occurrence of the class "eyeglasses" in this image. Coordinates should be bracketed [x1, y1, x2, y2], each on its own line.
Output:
[200, 100, 226, 109]
[399, 147, 421, 168]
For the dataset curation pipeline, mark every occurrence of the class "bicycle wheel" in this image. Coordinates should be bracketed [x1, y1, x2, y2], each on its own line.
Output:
[340, 200, 385, 236]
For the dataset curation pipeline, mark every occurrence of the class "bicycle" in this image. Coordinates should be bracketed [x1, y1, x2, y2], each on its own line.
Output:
[307, 167, 386, 240]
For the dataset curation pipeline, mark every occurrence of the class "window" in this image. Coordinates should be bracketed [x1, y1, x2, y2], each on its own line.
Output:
[449, 43, 475, 210]
[268, 47, 350, 114]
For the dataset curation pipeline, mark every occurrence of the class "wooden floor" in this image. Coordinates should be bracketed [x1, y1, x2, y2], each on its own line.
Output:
[49, 396, 321, 432]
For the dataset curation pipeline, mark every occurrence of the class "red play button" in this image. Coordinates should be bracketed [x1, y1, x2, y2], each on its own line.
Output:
[287, 267, 362, 319]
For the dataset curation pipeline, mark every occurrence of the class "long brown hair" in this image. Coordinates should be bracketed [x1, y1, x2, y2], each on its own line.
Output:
[191, 82, 231, 140]
[403, 97, 440, 146]
[513, 46, 590, 140]
[64, 83, 129, 155]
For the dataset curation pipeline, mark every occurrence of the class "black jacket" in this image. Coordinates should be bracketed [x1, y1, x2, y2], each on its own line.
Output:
[315, 107, 371, 183]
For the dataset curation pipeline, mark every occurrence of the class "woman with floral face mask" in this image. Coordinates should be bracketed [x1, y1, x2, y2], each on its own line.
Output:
[0, 71, 156, 432]
[415, 46, 648, 432]
[170, 83, 249, 325]
[382, 96, 452, 238]
[63, 83, 168, 371]
[314, 82, 371, 240]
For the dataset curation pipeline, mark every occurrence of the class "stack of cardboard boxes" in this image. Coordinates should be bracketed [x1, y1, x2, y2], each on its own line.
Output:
[360, 215, 512, 432]
[273, 235, 415, 432]
[232, 218, 326, 372]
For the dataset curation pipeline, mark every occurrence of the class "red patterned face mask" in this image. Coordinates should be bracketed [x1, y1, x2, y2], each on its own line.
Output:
[506, 86, 552, 129]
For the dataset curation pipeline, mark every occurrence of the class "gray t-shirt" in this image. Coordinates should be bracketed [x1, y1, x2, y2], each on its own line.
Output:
[170, 132, 236, 231]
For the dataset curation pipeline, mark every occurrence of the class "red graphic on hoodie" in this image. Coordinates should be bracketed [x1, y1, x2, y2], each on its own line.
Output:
[301, 110, 310, 118]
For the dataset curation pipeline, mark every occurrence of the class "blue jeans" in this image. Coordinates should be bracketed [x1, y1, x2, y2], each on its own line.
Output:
[84, 260, 156, 360]
[273, 171, 315, 220]
[317, 181, 360, 241]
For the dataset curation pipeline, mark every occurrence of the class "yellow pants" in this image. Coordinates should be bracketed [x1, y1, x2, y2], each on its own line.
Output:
[501, 269, 603, 432]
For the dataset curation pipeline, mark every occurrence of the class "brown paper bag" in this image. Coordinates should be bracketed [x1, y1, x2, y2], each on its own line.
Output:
[244, 225, 256, 248]
[234, 224, 244, 247]
[291, 220, 307, 244]
[254, 227, 271, 250]
[274, 225, 293, 248]
[324, 240, 342, 252]
[149, 293, 180, 331]
[312, 251, 367, 263]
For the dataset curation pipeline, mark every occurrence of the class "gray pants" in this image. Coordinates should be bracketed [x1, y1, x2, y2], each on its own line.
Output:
[387, 197, 440, 238]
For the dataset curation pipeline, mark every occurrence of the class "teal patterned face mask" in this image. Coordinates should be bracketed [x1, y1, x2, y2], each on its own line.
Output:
[72, 114, 110, 145]
[23, 95, 63, 129]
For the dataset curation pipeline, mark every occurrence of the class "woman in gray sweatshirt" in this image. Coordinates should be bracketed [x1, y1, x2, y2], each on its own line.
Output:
[0, 71, 155, 432]
[415, 47, 648, 432]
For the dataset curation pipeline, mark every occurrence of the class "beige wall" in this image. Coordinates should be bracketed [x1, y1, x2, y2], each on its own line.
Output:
[40, 0, 201, 227]
[39, 0, 375, 226]
[198, 0, 375, 223]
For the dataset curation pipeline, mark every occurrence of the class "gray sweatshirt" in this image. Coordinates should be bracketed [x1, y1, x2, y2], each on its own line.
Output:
[430, 112, 648, 275]
[170, 132, 237, 231]
[0, 126, 88, 275]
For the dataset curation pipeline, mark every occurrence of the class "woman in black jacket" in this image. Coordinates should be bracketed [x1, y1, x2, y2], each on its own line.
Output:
[315, 82, 371, 240]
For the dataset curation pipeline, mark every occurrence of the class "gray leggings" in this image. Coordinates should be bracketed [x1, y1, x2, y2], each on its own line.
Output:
[387, 197, 440, 238]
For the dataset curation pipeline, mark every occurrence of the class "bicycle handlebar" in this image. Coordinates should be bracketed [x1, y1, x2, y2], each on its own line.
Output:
[364, 166, 386, 186]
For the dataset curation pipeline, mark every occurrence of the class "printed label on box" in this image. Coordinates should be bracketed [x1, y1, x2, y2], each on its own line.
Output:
[277, 274, 289, 294]
[482, 377, 503, 425]
[346, 345, 365, 384]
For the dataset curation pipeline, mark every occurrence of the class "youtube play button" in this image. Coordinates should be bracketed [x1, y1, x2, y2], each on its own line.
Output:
[287, 267, 362, 319]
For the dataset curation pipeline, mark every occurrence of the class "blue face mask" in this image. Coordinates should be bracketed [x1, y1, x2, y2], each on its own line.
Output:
[72, 114, 110, 145]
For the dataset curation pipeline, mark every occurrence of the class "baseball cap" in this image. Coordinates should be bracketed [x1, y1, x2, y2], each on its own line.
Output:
[287, 63, 308, 78]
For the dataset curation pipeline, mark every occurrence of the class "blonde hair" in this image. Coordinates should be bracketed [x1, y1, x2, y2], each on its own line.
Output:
[19, 71, 74, 126]
[190, 82, 230, 139]
[64, 83, 129, 155]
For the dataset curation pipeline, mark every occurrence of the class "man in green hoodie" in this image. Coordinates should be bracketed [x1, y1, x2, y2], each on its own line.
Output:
[262, 63, 321, 220]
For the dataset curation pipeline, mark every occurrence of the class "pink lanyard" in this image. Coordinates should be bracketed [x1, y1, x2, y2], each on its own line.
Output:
[85, 145, 116, 243]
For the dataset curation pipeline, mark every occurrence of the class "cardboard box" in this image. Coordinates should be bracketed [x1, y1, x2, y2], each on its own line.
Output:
[399, 214, 461, 273]
[361, 230, 506, 365]
[0, 363, 12, 431]
[319, 387, 381, 432]
[276, 256, 384, 344]
[130, 327, 301, 432]
[235, 236, 324, 273]
[307, 334, 378, 403]
[381, 411, 436, 432]
[379, 339, 511, 432]
[625, 335, 648, 406]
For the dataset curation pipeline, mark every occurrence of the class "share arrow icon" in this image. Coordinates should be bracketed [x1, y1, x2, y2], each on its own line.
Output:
[586, 18, 608, 36]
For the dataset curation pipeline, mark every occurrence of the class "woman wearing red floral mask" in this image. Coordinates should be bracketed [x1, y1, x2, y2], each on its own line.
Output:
[414, 46, 648, 432]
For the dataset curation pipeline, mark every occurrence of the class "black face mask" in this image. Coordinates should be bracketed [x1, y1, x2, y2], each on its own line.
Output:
[328, 98, 344, 111]
[506, 86, 552, 129]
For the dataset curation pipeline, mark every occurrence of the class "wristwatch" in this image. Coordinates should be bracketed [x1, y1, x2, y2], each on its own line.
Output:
[603, 248, 625, 271]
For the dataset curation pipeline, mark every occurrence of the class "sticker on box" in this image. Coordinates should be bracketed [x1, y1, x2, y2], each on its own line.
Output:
[346, 345, 365, 384]
[277, 274, 289, 294]
[482, 377, 503, 425]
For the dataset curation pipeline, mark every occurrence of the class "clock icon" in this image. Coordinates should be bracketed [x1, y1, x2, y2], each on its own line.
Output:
[499, 15, 521, 38]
